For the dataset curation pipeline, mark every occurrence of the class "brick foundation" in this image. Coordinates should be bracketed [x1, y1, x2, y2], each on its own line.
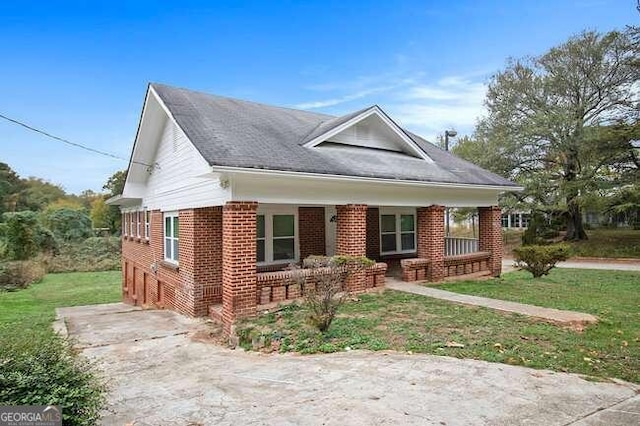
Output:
[417, 205, 445, 281]
[478, 206, 503, 277]
[222, 201, 258, 335]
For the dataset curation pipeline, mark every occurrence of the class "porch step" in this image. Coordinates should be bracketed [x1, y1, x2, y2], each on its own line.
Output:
[209, 304, 223, 324]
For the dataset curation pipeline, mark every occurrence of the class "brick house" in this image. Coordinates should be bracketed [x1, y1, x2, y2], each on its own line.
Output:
[108, 83, 521, 333]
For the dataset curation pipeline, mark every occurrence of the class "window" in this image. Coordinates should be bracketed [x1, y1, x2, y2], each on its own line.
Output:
[510, 213, 521, 228]
[501, 214, 509, 228]
[164, 212, 179, 263]
[123, 213, 128, 236]
[256, 209, 297, 264]
[129, 212, 134, 236]
[144, 210, 150, 240]
[380, 212, 416, 254]
[136, 211, 141, 238]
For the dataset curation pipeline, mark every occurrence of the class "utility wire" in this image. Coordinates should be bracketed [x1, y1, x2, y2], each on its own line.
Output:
[0, 112, 154, 169]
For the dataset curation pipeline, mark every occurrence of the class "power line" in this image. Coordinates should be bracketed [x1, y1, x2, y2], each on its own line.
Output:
[0, 112, 153, 169]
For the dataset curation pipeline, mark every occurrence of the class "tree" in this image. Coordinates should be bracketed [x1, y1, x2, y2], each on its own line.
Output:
[480, 29, 639, 240]
[103, 170, 126, 234]
[16, 177, 66, 212]
[90, 198, 110, 229]
[41, 208, 93, 242]
[0, 211, 56, 260]
[0, 162, 23, 215]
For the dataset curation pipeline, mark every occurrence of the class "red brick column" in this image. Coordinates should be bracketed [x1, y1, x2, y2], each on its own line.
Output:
[336, 204, 368, 292]
[417, 205, 445, 281]
[222, 201, 258, 335]
[298, 207, 326, 259]
[478, 206, 503, 277]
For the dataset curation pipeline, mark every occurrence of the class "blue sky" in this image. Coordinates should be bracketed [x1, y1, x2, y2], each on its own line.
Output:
[0, 0, 635, 194]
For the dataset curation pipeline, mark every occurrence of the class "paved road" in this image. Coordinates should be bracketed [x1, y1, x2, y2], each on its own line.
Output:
[503, 258, 640, 272]
[57, 303, 640, 426]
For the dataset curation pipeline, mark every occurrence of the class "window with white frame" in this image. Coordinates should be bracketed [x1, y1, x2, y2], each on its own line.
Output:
[129, 212, 134, 236]
[380, 211, 416, 255]
[144, 210, 150, 240]
[256, 209, 297, 264]
[123, 213, 128, 236]
[136, 211, 141, 238]
[164, 212, 179, 263]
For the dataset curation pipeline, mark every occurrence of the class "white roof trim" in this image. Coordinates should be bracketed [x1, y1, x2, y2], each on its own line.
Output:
[210, 165, 524, 192]
[302, 106, 434, 163]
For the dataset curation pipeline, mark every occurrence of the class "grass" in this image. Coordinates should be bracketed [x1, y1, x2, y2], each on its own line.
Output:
[0, 271, 121, 332]
[237, 268, 640, 383]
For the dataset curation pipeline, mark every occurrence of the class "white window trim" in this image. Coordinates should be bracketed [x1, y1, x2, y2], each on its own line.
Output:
[136, 211, 141, 238]
[129, 212, 134, 237]
[163, 211, 179, 264]
[144, 209, 150, 240]
[256, 205, 299, 266]
[379, 207, 417, 256]
[123, 213, 128, 236]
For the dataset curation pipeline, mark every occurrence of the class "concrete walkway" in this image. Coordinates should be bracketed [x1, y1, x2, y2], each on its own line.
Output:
[385, 278, 598, 325]
[57, 303, 639, 425]
[503, 258, 640, 272]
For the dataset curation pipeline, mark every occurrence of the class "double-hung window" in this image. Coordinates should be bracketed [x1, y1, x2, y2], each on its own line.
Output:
[256, 209, 296, 264]
[136, 211, 141, 238]
[123, 214, 128, 236]
[129, 212, 134, 237]
[144, 210, 150, 240]
[380, 211, 416, 255]
[164, 212, 179, 263]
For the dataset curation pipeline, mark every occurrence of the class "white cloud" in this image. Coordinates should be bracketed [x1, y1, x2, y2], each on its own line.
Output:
[293, 85, 399, 109]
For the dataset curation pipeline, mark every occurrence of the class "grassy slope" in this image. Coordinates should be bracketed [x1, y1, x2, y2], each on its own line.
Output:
[239, 269, 640, 383]
[0, 271, 121, 331]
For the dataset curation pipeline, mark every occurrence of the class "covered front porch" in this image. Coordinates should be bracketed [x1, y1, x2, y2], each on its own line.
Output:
[217, 201, 502, 333]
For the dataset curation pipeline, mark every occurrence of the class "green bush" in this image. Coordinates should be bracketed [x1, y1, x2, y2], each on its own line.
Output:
[0, 328, 106, 425]
[0, 211, 56, 260]
[41, 208, 93, 242]
[522, 212, 558, 245]
[514, 243, 572, 278]
[47, 237, 121, 273]
[0, 260, 45, 291]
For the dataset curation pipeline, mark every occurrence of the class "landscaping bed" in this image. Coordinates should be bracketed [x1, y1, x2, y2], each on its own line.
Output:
[237, 268, 640, 383]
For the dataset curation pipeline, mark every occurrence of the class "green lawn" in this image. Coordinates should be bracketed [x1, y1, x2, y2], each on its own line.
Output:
[0, 271, 121, 333]
[570, 229, 640, 258]
[238, 268, 640, 383]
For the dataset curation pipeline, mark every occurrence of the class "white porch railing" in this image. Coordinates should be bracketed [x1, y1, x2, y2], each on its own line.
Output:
[445, 237, 479, 256]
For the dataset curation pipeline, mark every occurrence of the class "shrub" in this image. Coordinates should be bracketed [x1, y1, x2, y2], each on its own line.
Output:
[514, 243, 572, 278]
[41, 208, 93, 242]
[289, 255, 373, 333]
[47, 237, 121, 273]
[1, 211, 43, 260]
[522, 212, 558, 245]
[0, 328, 106, 425]
[0, 260, 46, 291]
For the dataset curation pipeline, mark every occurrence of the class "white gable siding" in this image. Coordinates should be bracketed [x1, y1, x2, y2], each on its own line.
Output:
[325, 115, 413, 154]
[141, 118, 230, 211]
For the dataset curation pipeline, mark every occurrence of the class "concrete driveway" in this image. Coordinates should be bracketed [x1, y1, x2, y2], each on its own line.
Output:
[57, 303, 640, 426]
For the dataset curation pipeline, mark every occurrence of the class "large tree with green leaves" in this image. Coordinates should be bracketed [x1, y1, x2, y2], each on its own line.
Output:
[478, 28, 639, 240]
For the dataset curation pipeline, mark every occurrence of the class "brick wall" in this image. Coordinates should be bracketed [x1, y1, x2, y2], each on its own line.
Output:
[298, 207, 326, 260]
[336, 204, 368, 292]
[222, 201, 258, 335]
[366, 207, 380, 260]
[478, 206, 503, 277]
[121, 207, 223, 317]
[417, 205, 445, 281]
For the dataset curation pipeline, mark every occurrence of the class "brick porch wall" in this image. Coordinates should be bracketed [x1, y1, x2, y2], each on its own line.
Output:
[336, 204, 368, 292]
[366, 207, 380, 261]
[478, 206, 503, 277]
[298, 207, 326, 260]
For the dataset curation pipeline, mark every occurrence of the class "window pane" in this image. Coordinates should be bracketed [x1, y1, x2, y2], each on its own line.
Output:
[401, 233, 415, 251]
[273, 215, 294, 237]
[257, 239, 265, 262]
[172, 239, 179, 261]
[381, 215, 396, 233]
[273, 238, 295, 260]
[257, 215, 265, 239]
[381, 234, 396, 252]
[165, 216, 171, 235]
[172, 216, 179, 238]
[165, 238, 171, 259]
[401, 215, 414, 232]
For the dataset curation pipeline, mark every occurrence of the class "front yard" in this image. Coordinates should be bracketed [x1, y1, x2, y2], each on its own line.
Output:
[238, 268, 640, 383]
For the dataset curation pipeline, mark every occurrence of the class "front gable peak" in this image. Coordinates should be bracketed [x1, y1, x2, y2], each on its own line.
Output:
[302, 106, 433, 162]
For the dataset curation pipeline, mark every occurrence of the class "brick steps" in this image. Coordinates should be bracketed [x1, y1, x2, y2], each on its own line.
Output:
[209, 304, 223, 324]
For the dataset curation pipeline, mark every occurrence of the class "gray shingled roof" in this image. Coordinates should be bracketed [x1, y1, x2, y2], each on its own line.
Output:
[151, 83, 518, 188]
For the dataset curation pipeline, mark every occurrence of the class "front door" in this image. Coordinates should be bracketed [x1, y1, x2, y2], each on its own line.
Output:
[325, 206, 337, 256]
